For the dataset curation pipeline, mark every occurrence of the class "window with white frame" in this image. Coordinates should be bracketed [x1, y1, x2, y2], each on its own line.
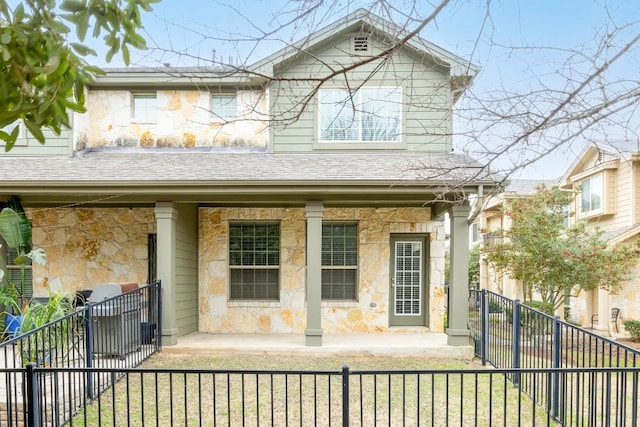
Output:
[212, 94, 237, 120]
[580, 173, 603, 215]
[319, 87, 401, 143]
[229, 222, 280, 300]
[132, 93, 157, 122]
[321, 222, 358, 300]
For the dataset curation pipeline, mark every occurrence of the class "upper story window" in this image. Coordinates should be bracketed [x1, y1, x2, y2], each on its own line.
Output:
[319, 87, 401, 143]
[471, 223, 480, 243]
[132, 93, 157, 123]
[580, 173, 603, 216]
[212, 94, 237, 120]
[321, 222, 358, 300]
[229, 222, 280, 300]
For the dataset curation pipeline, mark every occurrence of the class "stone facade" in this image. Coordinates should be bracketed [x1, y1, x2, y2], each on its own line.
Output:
[198, 207, 447, 334]
[29, 208, 155, 296]
[74, 90, 268, 150]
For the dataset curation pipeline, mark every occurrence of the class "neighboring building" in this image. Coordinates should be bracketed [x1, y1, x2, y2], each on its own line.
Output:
[559, 141, 640, 335]
[0, 10, 499, 347]
[472, 179, 557, 300]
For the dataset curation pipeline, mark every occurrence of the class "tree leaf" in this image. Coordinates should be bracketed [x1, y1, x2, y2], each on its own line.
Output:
[23, 119, 45, 143]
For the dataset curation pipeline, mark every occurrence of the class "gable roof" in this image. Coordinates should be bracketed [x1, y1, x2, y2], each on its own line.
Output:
[560, 140, 640, 187]
[89, 9, 478, 91]
[251, 8, 478, 80]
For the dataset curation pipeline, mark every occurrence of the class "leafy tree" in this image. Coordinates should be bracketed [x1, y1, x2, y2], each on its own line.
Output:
[483, 185, 639, 313]
[0, 0, 158, 150]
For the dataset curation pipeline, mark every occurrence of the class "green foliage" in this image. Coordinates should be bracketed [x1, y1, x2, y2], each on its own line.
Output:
[0, 196, 46, 303]
[624, 320, 640, 341]
[483, 185, 640, 313]
[0, 0, 159, 150]
[468, 244, 480, 285]
[523, 300, 554, 315]
[488, 299, 502, 313]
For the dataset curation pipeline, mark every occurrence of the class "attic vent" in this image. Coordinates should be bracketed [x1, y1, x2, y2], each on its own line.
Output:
[353, 36, 369, 52]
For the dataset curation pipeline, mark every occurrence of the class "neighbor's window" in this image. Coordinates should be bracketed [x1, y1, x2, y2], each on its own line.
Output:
[132, 93, 157, 122]
[319, 87, 401, 142]
[580, 173, 603, 215]
[471, 223, 480, 243]
[229, 223, 280, 300]
[321, 222, 358, 300]
[212, 94, 237, 120]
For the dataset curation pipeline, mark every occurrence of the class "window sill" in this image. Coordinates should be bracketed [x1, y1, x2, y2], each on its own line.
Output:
[313, 141, 407, 150]
[131, 120, 157, 124]
[228, 300, 281, 308]
[321, 301, 359, 308]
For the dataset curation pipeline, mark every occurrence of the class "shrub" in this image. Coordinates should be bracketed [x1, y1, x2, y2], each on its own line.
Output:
[488, 300, 503, 314]
[624, 320, 640, 341]
[523, 300, 554, 314]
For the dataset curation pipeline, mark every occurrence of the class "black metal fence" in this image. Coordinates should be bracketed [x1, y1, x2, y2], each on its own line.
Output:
[7, 364, 637, 426]
[469, 288, 640, 425]
[0, 281, 162, 426]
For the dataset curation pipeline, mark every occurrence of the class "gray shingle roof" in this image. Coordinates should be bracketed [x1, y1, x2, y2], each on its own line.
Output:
[0, 149, 499, 185]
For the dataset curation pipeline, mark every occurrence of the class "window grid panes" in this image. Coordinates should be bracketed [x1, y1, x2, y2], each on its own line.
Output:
[321, 223, 357, 300]
[212, 94, 237, 120]
[319, 87, 401, 142]
[229, 223, 280, 300]
[132, 94, 157, 122]
[580, 174, 602, 214]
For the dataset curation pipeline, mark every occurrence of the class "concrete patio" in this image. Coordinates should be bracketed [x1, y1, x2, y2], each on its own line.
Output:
[165, 332, 476, 359]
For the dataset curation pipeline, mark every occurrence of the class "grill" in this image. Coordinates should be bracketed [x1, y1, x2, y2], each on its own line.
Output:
[89, 283, 141, 358]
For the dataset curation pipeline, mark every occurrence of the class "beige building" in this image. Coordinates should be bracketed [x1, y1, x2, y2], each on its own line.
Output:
[472, 179, 557, 300]
[559, 141, 640, 335]
[0, 10, 499, 347]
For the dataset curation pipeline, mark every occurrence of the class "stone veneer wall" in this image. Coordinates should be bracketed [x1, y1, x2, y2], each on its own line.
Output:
[74, 90, 268, 150]
[28, 208, 155, 296]
[199, 207, 447, 334]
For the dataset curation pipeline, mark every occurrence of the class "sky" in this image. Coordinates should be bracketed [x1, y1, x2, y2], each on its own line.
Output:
[63, 1, 640, 179]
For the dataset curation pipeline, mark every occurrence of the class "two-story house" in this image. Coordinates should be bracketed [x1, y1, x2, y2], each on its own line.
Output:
[0, 10, 498, 347]
[560, 140, 640, 335]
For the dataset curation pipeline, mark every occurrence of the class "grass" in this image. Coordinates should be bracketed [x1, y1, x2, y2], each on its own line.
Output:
[70, 352, 562, 426]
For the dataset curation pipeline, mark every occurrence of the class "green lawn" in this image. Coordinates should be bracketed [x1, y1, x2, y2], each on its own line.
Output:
[71, 353, 561, 426]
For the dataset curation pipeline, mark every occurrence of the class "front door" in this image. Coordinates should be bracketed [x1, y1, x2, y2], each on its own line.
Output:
[389, 236, 428, 327]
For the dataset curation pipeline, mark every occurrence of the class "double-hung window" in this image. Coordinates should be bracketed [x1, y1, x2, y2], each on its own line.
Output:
[580, 174, 603, 215]
[212, 94, 237, 120]
[321, 222, 358, 300]
[229, 223, 280, 300]
[132, 93, 157, 123]
[319, 87, 401, 143]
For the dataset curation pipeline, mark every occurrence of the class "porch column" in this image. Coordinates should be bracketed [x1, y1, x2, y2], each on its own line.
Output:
[447, 202, 471, 346]
[305, 201, 324, 346]
[154, 202, 179, 346]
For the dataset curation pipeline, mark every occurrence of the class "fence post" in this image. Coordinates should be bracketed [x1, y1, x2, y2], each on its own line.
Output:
[480, 289, 489, 365]
[511, 300, 521, 386]
[550, 316, 561, 419]
[156, 280, 163, 351]
[84, 304, 95, 399]
[26, 362, 40, 427]
[342, 365, 349, 427]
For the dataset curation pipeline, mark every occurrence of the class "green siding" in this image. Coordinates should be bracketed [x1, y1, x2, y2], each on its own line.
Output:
[175, 203, 198, 336]
[0, 127, 72, 157]
[271, 36, 453, 153]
